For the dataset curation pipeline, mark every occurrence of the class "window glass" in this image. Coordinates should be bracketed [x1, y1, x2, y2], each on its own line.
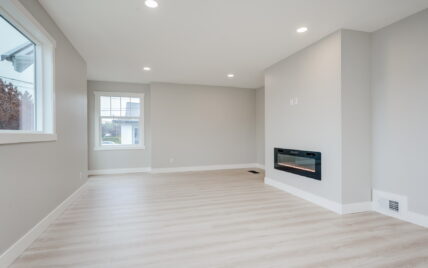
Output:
[110, 96, 121, 117]
[101, 118, 140, 145]
[99, 96, 141, 118]
[100, 96, 110, 116]
[0, 15, 36, 131]
[130, 97, 140, 117]
[120, 97, 131, 117]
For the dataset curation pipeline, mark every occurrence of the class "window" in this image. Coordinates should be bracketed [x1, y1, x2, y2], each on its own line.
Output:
[94, 92, 144, 150]
[0, 15, 36, 131]
[0, 0, 56, 144]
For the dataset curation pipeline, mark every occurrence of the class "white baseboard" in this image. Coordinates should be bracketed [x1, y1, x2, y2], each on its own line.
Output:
[151, 163, 259, 174]
[265, 178, 427, 227]
[88, 167, 152, 176]
[254, 163, 265, 170]
[265, 177, 342, 214]
[264, 177, 371, 215]
[406, 211, 428, 228]
[88, 164, 262, 176]
[341, 202, 372, 214]
[0, 182, 87, 268]
[372, 189, 428, 228]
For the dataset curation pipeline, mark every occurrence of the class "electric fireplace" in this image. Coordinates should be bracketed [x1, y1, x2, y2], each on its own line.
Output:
[274, 148, 321, 180]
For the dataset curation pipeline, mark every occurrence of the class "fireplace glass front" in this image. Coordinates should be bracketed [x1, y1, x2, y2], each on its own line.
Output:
[274, 148, 321, 180]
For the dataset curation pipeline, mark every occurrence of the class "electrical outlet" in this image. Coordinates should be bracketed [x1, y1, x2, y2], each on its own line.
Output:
[290, 97, 299, 106]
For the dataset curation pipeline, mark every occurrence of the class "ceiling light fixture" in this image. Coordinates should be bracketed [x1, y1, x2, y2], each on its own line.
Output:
[227, 74, 235, 78]
[145, 0, 158, 8]
[296, 27, 308, 33]
[143, 66, 151, 71]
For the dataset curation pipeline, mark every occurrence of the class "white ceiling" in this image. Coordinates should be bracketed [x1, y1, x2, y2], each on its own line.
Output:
[40, 0, 428, 88]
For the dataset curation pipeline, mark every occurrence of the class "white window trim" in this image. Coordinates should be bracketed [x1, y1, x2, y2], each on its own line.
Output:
[0, 0, 56, 145]
[94, 91, 145, 151]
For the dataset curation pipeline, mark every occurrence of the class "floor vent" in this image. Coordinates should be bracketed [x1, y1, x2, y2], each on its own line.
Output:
[248, 170, 260, 174]
[389, 200, 399, 212]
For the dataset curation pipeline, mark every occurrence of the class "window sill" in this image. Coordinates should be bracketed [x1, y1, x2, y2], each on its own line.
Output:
[0, 133, 57, 145]
[94, 145, 146, 151]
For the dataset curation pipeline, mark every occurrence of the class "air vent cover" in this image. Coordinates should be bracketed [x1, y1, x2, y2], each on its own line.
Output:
[389, 200, 399, 212]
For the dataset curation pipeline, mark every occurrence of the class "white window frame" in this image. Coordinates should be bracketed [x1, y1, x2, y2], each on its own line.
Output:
[0, 0, 56, 144]
[94, 91, 145, 151]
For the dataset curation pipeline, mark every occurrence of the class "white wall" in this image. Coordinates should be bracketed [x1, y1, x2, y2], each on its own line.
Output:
[256, 87, 265, 166]
[87, 80, 151, 171]
[265, 32, 343, 203]
[151, 83, 257, 169]
[372, 9, 428, 216]
[0, 0, 87, 255]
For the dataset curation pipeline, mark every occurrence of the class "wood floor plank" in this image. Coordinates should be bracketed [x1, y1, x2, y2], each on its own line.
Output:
[10, 169, 428, 268]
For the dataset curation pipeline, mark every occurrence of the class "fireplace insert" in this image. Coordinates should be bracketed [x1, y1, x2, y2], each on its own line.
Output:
[274, 148, 321, 180]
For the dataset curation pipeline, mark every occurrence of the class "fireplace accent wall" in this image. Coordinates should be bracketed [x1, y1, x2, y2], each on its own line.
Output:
[274, 148, 321, 180]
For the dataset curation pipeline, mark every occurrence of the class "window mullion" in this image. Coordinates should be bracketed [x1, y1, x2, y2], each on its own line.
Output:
[100, 116, 140, 120]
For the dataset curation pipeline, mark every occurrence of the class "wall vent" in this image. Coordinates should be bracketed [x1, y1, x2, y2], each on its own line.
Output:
[373, 189, 408, 217]
[389, 200, 399, 212]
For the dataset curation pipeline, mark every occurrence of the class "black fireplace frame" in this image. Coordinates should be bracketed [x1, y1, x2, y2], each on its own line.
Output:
[274, 148, 322, 181]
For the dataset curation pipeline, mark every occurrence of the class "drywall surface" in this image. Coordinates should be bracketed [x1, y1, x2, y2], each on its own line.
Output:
[150, 83, 256, 169]
[341, 30, 372, 204]
[265, 32, 343, 203]
[0, 0, 87, 255]
[256, 87, 265, 166]
[87, 80, 151, 171]
[372, 9, 428, 215]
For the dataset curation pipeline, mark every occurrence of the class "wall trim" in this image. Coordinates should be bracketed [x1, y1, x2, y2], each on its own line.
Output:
[265, 177, 372, 215]
[88, 167, 152, 176]
[151, 163, 260, 174]
[0, 182, 87, 268]
[372, 189, 428, 228]
[88, 164, 263, 176]
[341, 202, 372, 214]
[265, 178, 427, 227]
[255, 163, 265, 170]
[406, 211, 428, 228]
[265, 177, 342, 214]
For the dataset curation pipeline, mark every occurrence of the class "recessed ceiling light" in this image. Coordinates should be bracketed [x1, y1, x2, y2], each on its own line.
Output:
[297, 27, 308, 33]
[143, 66, 151, 71]
[227, 74, 235, 78]
[145, 0, 158, 8]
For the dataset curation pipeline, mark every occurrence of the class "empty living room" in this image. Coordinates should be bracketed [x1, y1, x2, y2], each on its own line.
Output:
[1, 0, 428, 267]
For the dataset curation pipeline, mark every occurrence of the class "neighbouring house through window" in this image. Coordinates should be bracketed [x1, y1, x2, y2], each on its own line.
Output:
[94, 92, 144, 150]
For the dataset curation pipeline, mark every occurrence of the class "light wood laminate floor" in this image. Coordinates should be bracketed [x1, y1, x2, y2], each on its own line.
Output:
[11, 169, 428, 268]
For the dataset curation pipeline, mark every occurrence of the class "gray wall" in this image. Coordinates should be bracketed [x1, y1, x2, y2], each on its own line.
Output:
[341, 30, 372, 204]
[0, 0, 87, 255]
[265, 30, 372, 205]
[372, 9, 428, 215]
[87, 81, 151, 171]
[151, 83, 257, 169]
[256, 87, 265, 166]
[265, 32, 343, 203]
